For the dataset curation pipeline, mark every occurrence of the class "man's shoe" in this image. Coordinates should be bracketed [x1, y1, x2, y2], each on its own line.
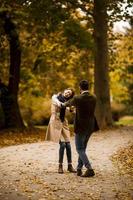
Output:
[81, 169, 95, 177]
[58, 164, 64, 174]
[67, 164, 76, 173]
[77, 169, 82, 176]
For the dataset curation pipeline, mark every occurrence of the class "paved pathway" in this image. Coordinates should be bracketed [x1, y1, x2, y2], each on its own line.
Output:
[0, 126, 133, 200]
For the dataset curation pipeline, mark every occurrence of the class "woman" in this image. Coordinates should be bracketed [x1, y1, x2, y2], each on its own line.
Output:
[45, 88, 76, 174]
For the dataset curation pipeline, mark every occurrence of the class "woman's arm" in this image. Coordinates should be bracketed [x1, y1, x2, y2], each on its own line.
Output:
[52, 94, 62, 107]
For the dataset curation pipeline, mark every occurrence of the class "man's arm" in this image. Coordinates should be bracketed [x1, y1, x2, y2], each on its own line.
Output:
[63, 97, 76, 107]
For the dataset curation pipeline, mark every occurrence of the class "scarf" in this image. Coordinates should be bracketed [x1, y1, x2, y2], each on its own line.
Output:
[57, 94, 66, 122]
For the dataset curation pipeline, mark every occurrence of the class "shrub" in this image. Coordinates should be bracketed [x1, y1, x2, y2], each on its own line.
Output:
[111, 102, 125, 121]
[20, 95, 51, 126]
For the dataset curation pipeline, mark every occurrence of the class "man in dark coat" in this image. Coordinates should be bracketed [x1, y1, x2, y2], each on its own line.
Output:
[63, 80, 99, 177]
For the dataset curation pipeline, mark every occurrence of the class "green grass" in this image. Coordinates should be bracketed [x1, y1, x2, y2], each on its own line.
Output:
[115, 116, 133, 126]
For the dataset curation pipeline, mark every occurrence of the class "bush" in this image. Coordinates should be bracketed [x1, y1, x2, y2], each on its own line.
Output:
[20, 96, 51, 126]
[19, 95, 75, 126]
[111, 102, 125, 121]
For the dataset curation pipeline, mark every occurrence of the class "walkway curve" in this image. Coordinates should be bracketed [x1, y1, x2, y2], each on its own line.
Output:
[0, 126, 133, 200]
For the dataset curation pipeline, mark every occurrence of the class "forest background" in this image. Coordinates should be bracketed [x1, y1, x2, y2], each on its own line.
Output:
[0, 0, 133, 131]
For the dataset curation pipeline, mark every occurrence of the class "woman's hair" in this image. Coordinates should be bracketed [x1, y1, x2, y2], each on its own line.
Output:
[65, 88, 75, 99]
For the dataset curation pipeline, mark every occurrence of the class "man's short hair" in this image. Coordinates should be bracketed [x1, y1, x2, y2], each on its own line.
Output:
[79, 80, 89, 90]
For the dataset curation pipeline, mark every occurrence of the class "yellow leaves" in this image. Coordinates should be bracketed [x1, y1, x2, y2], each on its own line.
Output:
[0, 127, 133, 200]
[110, 69, 129, 102]
[0, 127, 46, 147]
[111, 143, 133, 175]
[110, 29, 133, 104]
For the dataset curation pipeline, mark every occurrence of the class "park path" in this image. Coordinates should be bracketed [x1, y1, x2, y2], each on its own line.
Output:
[0, 126, 133, 200]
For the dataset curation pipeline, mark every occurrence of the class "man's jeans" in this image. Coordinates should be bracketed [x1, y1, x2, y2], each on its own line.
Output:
[59, 141, 72, 164]
[75, 133, 92, 170]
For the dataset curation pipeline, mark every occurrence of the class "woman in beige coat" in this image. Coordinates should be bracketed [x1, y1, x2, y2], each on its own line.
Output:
[45, 88, 76, 174]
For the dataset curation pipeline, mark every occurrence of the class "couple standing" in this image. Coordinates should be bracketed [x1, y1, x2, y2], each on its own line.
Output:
[45, 80, 99, 177]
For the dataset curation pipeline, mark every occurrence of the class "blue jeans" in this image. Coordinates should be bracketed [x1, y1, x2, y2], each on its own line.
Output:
[75, 133, 92, 170]
[59, 141, 72, 164]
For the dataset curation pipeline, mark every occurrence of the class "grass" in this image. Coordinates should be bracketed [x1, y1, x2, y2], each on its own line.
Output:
[115, 116, 133, 126]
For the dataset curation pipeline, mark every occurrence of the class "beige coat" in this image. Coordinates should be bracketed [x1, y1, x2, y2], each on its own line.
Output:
[45, 98, 70, 143]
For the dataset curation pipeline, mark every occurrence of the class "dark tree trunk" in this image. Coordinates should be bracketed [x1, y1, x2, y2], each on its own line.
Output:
[0, 11, 24, 128]
[93, 0, 112, 128]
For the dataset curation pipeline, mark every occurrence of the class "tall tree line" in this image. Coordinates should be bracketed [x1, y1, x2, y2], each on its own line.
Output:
[0, 0, 132, 129]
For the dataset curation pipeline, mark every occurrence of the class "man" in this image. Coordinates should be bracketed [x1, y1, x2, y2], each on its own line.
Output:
[63, 80, 99, 177]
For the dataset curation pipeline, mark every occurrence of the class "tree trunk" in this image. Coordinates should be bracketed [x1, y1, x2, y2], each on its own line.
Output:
[0, 11, 24, 129]
[93, 0, 112, 128]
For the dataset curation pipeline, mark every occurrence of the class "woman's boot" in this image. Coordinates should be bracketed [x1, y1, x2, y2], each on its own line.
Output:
[58, 164, 64, 174]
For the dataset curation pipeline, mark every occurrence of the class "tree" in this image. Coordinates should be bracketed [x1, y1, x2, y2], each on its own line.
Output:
[0, 0, 132, 129]
[0, 11, 24, 128]
[88, 0, 132, 128]
[93, 0, 112, 128]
